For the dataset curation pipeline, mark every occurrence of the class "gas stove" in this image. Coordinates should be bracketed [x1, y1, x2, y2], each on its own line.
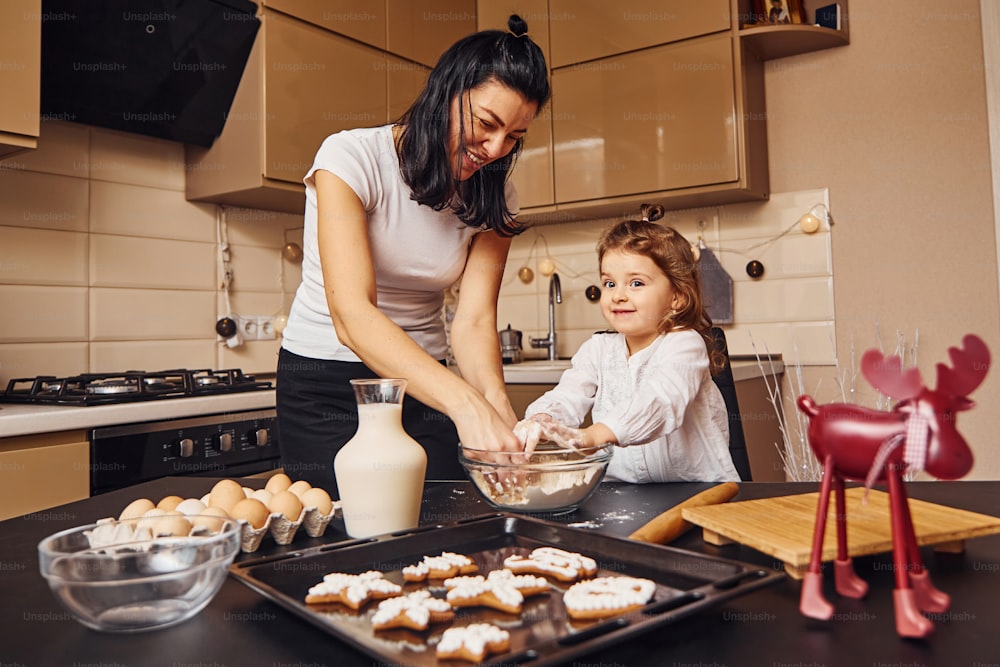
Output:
[0, 368, 272, 406]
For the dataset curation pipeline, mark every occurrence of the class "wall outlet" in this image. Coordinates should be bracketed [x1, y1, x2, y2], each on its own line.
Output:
[235, 315, 276, 341]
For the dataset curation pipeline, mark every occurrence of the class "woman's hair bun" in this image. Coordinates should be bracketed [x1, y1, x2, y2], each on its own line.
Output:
[639, 203, 665, 223]
[508, 14, 528, 36]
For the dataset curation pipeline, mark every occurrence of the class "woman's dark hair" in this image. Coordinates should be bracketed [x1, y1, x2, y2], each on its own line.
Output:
[395, 15, 550, 236]
[597, 204, 725, 375]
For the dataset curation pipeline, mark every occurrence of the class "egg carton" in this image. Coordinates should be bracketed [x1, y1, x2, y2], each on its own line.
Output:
[232, 503, 340, 553]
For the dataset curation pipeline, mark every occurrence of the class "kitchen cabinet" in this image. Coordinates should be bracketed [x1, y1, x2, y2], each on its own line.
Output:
[476, 0, 554, 210]
[261, 0, 387, 49]
[548, 0, 730, 68]
[185, 8, 429, 213]
[0, 430, 89, 521]
[552, 34, 763, 208]
[387, 0, 476, 67]
[0, 0, 40, 159]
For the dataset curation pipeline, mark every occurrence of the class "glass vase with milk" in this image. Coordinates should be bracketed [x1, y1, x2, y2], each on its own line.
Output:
[333, 379, 427, 538]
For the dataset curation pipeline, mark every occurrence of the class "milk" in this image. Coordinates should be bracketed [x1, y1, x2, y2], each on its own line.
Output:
[334, 397, 427, 539]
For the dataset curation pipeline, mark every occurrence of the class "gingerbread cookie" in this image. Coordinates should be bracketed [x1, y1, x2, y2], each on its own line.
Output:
[443, 576, 524, 614]
[370, 590, 455, 631]
[304, 570, 402, 609]
[402, 551, 479, 582]
[503, 547, 598, 582]
[436, 623, 511, 662]
[562, 575, 657, 620]
[446, 569, 550, 598]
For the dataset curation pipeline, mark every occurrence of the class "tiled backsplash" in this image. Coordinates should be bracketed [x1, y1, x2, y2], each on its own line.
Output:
[500, 188, 835, 365]
[0, 122, 296, 384]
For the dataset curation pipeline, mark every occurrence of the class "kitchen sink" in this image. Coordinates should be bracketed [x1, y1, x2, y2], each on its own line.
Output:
[502, 359, 572, 384]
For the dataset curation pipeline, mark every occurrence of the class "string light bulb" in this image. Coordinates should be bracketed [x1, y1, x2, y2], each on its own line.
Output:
[517, 266, 534, 283]
[282, 242, 303, 263]
[538, 257, 556, 276]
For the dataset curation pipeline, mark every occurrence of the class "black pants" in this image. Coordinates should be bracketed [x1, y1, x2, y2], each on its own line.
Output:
[275, 348, 465, 497]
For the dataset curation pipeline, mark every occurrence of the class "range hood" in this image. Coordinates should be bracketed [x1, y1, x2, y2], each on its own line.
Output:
[40, 0, 259, 147]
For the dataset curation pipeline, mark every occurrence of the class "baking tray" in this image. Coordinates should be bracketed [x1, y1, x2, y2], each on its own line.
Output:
[230, 513, 783, 666]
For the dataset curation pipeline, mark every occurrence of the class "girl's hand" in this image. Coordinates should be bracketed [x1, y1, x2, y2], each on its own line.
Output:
[513, 413, 557, 456]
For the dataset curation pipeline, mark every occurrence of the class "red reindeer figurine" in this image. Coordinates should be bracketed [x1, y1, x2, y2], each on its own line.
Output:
[796, 334, 989, 637]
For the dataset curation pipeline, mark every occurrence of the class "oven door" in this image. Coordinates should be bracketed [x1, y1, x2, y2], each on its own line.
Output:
[89, 409, 280, 495]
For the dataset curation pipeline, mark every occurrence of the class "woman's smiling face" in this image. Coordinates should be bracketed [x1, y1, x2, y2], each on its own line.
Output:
[448, 80, 538, 181]
[599, 249, 680, 354]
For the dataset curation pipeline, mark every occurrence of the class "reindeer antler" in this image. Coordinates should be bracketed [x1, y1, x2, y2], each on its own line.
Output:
[937, 334, 990, 397]
[861, 349, 924, 400]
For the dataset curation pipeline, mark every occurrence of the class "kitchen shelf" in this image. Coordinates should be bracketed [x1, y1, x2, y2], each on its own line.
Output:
[740, 23, 848, 60]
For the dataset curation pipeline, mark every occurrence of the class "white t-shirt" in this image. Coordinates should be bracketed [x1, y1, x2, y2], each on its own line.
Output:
[281, 125, 518, 361]
[525, 330, 739, 483]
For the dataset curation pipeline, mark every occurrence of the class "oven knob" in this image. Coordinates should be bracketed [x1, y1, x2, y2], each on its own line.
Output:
[218, 432, 234, 453]
[178, 438, 195, 458]
[255, 428, 269, 447]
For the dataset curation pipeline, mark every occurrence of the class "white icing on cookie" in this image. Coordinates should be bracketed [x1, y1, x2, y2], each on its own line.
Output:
[307, 570, 401, 606]
[503, 546, 597, 580]
[444, 576, 523, 609]
[370, 590, 452, 629]
[436, 623, 510, 659]
[563, 576, 657, 613]
[402, 551, 476, 579]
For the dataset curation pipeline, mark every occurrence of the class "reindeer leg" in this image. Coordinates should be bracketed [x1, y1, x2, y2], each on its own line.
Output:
[894, 477, 950, 613]
[887, 466, 934, 638]
[833, 474, 868, 599]
[800, 455, 835, 620]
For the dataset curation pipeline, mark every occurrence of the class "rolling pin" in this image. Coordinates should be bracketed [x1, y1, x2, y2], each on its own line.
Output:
[629, 482, 739, 545]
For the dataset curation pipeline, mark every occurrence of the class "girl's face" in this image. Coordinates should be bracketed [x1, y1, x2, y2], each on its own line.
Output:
[448, 80, 537, 181]
[599, 249, 680, 354]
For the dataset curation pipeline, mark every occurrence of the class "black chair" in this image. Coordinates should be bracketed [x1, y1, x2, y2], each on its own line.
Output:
[710, 327, 753, 481]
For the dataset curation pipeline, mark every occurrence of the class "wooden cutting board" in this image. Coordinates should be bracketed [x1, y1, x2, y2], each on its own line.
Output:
[682, 487, 1000, 578]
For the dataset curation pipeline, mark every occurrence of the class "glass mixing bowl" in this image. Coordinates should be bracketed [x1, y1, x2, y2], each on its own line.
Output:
[38, 516, 241, 632]
[459, 441, 613, 514]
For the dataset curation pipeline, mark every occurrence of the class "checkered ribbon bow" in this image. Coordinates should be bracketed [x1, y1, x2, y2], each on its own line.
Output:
[863, 411, 929, 502]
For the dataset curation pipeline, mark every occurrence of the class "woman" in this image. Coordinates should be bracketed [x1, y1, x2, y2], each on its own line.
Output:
[277, 15, 551, 495]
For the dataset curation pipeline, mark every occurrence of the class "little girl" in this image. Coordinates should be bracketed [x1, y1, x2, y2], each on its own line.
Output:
[515, 205, 740, 483]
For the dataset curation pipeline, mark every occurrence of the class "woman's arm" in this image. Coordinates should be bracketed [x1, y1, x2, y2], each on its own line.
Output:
[316, 170, 521, 452]
[449, 230, 518, 427]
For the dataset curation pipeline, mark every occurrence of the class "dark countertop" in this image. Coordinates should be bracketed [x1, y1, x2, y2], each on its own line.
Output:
[3, 479, 999, 666]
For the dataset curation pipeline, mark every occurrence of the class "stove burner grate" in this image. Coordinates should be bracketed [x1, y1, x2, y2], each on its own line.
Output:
[0, 369, 272, 405]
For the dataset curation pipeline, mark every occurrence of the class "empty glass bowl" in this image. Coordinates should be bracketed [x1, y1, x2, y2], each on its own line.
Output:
[38, 517, 241, 632]
[459, 441, 613, 514]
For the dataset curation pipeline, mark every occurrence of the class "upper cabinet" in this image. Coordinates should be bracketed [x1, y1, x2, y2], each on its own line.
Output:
[553, 34, 743, 203]
[388, 0, 477, 67]
[187, 0, 846, 217]
[0, 0, 40, 159]
[260, 0, 387, 48]
[548, 0, 730, 67]
[185, 1, 470, 213]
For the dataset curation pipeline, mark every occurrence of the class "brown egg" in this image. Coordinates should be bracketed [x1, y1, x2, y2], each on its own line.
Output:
[287, 480, 312, 499]
[268, 490, 303, 520]
[209, 479, 246, 512]
[264, 472, 293, 494]
[152, 512, 191, 537]
[119, 498, 155, 521]
[300, 487, 334, 515]
[191, 506, 230, 533]
[230, 498, 270, 529]
[156, 495, 184, 511]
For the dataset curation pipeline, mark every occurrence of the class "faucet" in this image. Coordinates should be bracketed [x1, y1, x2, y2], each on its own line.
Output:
[530, 273, 562, 360]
